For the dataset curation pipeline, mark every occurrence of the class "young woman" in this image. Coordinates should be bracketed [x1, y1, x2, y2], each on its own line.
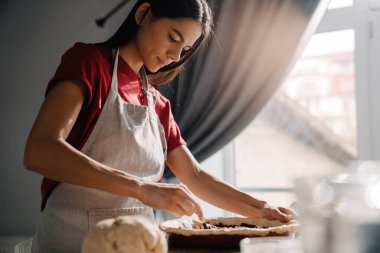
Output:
[24, 0, 294, 252]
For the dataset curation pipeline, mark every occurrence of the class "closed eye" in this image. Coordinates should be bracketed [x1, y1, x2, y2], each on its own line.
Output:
[168, 34, 178, 43]
[168, 31, 192, 56]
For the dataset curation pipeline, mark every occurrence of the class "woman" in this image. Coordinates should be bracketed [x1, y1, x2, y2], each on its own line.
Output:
[24, 0, 294, 252]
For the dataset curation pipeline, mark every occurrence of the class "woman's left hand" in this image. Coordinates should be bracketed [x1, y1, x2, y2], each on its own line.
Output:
[166, 145, 296, 223]
[259, 203, 294, 223]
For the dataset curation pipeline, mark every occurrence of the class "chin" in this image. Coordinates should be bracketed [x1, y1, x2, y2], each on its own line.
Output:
[144, 64, 160, 74]
[143, 57, 165, 73]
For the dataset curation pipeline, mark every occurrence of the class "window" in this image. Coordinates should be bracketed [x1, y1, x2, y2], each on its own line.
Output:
[233, 3, 358, 206]
[285, 29, 356, 152]
[328, 0, 353, 9]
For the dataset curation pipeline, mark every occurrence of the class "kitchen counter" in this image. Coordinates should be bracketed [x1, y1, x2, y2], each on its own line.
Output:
[169, 249, 239, 253]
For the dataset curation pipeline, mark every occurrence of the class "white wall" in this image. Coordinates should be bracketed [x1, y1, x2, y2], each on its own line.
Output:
[0, 0, 137, 236]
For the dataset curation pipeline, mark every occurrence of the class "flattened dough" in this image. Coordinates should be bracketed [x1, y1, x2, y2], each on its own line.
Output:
[159, 217, 299, 236]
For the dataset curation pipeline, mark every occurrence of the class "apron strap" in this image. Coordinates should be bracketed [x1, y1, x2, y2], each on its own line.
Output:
[110, 49, 120, 92]
[139, 67, 154, 109]
[139, 67, 149, 92]
[112, 48, 153, 108]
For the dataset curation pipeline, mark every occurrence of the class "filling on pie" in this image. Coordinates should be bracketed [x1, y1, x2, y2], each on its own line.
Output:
[197, 222, 268, 230]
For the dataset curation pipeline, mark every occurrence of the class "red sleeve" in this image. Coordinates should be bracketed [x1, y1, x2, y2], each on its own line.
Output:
[45, 42, 100, 108]
[153, 89, 186, 153]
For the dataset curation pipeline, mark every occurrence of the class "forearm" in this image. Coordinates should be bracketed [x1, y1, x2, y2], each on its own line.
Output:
[24, 138, 144, 199]
[167, 146, 292, 221]
[185, 168, 267, 217]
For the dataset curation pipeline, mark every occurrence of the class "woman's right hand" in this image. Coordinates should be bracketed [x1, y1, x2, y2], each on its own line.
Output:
[139, 182, 204, 221]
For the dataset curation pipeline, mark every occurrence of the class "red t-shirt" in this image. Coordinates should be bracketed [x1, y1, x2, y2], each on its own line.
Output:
[40, 42, 186, 210]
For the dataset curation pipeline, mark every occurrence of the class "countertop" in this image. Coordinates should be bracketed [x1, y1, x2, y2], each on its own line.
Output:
[169, 249, 239, 253]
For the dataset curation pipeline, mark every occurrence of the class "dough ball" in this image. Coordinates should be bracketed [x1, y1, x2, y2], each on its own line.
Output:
[82, 215, 167, 253]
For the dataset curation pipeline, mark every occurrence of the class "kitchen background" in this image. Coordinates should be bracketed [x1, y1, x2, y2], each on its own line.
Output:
[1, 0, 380, 251]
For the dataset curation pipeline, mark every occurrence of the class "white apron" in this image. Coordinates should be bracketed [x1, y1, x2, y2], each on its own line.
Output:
[31, 49, 167, 253]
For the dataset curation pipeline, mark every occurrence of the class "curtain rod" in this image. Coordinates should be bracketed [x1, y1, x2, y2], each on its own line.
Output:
[95, 0, 131, 28]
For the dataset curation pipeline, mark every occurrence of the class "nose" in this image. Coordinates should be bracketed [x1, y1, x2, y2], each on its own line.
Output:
[167, 47, 182, 63]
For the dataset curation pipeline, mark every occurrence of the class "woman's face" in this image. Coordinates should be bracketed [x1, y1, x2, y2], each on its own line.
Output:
[135, 12, 203, 73]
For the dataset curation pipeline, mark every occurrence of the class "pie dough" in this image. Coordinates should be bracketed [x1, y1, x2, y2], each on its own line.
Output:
[159, 217, 299, 236]
[82, 215, 167, 253]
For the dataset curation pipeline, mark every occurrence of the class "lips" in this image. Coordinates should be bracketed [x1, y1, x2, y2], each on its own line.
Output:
[157, 57, 166, 67]
[157, 57, 172, 67]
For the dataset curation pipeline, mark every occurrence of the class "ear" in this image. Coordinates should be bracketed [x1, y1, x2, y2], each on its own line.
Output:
[135, 3, 152, 27]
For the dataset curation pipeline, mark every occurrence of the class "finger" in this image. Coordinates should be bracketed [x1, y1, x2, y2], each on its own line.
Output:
[178, 184, 203, 220]
[175, 196, 196, 216]
[279, 207, 298, 219]
[262, 206, 291, 222]
[178, 184, 196, 199]
[278, 207, 292, 215]
[188, 197, 204, 222]
[194, 203, 204, 222]
[272, 208, 292, 223]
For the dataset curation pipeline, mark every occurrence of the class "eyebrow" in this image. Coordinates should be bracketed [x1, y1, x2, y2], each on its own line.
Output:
[172, 28, 192, 49]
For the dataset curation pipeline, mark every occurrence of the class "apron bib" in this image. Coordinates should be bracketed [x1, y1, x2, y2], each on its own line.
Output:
[31, 49, 167, 253]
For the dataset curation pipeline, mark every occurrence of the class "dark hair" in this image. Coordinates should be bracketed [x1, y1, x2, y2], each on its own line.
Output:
[104, 0, 213, 85]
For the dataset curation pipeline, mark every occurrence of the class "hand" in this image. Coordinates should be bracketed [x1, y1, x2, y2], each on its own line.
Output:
[139, 182, 204, 221]
[259, 203, 294, 223]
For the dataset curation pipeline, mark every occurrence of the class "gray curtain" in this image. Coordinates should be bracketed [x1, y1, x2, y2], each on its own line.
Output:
[158, 0, 329, 177]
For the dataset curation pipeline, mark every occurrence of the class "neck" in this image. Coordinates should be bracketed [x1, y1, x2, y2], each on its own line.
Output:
[118, 41, 143, 74]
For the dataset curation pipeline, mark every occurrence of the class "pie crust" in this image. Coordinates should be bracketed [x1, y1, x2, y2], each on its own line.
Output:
[159, 217, 299, 249]
[160, 217, 299, 237]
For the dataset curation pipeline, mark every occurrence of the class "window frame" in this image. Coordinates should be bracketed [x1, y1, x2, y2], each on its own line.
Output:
[228, 1, 376, 193]
[315, 0, 379, 160]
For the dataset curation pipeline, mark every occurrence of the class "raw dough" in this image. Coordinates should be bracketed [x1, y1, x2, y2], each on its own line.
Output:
[159, 217, 299, 236]
[82, 215, 167, 253]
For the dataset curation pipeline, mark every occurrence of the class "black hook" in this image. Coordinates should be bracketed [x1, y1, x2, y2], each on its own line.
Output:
[95, 0, 131, 28]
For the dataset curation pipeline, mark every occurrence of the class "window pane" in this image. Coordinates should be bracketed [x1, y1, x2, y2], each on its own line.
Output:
[245, 192, 296, 208]
[327, 0, 353, 9]
[286, 29, 356, 150]
[234, 29, 356, 190]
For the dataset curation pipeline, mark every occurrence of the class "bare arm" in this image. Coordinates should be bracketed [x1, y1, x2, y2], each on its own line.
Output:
[24, 80, 203, 219]
[166, 145, 293, 222]
[24, 80, 146, 196]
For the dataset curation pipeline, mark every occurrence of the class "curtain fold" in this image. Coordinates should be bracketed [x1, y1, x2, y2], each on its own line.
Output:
[158, 0, 329, 177]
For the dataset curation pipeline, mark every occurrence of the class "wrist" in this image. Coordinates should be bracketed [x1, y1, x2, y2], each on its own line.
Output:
[243, 192, 267, 209]
[257, 200, 268, 209]
[134, 179, 153, 203]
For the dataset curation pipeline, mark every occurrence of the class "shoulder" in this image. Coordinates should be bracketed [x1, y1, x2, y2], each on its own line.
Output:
[48, 43, 113, 107]
[61, 42, 112, 66]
